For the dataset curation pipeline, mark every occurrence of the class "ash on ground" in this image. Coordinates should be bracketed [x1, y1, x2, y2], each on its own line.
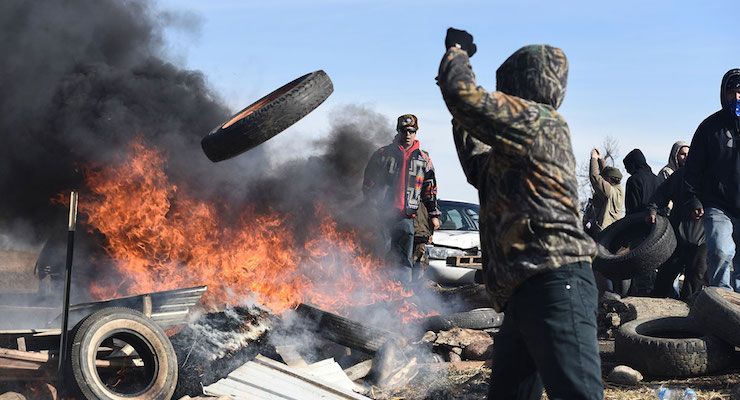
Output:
[170, 305, 278, 398]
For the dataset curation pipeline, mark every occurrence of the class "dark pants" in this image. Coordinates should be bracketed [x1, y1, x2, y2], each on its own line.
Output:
[652, 242, 707, 301]
[386, 217, 414, 282]
[489, 262, 603, 400]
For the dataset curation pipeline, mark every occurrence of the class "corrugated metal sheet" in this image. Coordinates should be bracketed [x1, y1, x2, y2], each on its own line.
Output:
[204, 354, 370, 400]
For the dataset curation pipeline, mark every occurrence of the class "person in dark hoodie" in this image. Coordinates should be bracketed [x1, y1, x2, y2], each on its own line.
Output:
[685, 69, 740, 292]
[623, 148, 661, 215]
[437, 28, 601, 400]
[622, 149, 662, 295]
[648, 144, 706, 301]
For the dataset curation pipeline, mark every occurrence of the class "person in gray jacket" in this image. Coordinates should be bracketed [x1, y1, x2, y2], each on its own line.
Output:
[658, 141, 690, 182]
[649, 144, 706, 301]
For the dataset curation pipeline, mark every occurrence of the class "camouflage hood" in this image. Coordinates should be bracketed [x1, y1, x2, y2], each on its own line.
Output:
[496, 45, 568, 109]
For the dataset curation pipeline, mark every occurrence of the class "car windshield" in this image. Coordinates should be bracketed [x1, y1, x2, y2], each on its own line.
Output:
[438, 201, 480, 231]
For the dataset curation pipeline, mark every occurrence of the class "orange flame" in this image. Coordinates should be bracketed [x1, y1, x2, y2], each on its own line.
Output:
[76, 139, 431, 322]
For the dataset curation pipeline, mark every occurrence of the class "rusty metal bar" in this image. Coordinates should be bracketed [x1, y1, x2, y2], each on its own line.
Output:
[57, 191, 78, 390]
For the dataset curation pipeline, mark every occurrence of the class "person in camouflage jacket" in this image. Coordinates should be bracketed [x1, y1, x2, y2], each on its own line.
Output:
[363, 114, 440, 281]
[437, 28, 602, 400]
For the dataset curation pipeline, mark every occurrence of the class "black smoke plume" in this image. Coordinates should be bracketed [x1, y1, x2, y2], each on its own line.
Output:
[0, 0, 393, 239]
[0, 0, 395, 309]
[0, 0, 229, 237]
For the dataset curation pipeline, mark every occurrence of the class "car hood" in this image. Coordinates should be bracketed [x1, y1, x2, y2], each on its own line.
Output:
[431, 230, 480, 250]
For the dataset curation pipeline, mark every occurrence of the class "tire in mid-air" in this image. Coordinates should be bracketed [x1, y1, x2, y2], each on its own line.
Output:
[69, 307, 178, 400]
[614, 316, 732, 377]
[593, 211, 676, 281]
[201, 70, 334, 162]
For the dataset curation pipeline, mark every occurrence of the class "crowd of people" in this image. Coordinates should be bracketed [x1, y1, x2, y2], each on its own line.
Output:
[585, 68, 740, 303]
[362, 27, 739, 400]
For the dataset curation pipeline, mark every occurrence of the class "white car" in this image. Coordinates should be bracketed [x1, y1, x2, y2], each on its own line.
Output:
[425, 200, 482, 285]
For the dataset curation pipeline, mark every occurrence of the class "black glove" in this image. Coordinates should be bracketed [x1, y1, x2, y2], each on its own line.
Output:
[445, 28, 476, 57]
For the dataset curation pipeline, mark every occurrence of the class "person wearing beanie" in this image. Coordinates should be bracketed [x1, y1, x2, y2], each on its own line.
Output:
[685, 69, 740, 292]
[363, 114, 441, 283]
[586, 148, 624, 236]
[437, 28, 601, 399]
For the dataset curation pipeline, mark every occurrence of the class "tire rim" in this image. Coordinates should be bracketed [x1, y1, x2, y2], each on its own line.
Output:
[91, 328, 159, 396]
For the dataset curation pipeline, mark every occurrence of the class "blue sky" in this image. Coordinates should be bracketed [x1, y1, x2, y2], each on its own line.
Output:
[156, 0, 738, 203]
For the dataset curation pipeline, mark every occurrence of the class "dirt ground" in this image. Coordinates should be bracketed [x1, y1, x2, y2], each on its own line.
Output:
[377, 339, 740, 400]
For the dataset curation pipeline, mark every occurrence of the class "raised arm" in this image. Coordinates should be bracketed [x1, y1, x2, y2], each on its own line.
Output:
[589, 153, 612, 198]
[437, 47, 543, 155]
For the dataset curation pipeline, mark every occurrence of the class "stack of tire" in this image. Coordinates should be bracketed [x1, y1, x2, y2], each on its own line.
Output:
[614, 287, 739, 377]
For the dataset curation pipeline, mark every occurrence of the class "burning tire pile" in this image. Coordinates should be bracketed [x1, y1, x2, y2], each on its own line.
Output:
[163, 285, 505, 400]
[169, 306, 278, 399]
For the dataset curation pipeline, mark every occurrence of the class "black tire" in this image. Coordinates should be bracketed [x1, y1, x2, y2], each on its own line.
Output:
[614, 316, 733, 377]
[69, 307, 178, 400]
[295, 303, 397, 353]
[689, 287, 740, 347]
[419, 308, 504, 332]
[593, 211, 676, 281]
[201, 70, 333, 162]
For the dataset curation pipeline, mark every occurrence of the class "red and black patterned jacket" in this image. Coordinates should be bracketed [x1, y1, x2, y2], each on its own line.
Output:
[363, 140, 441, 219]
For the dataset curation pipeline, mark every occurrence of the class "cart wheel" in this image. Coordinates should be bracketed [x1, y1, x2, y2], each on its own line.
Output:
[69, 307, 177, 400]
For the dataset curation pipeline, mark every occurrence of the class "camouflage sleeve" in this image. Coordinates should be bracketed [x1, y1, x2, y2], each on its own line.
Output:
[452, 119, 490, 190]
[438, 47, 543, 155]
[420, 152, 441, 217]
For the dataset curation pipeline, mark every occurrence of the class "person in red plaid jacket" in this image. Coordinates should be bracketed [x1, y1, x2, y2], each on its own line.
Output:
[363, 114, 441, 282]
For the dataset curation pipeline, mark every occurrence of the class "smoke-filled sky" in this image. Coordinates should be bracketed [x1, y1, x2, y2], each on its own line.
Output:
[157, 0, 739, 202]
[2, 0, 738, 245]
[0, 0, 396, 248]
[0, 0, 408, 313]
